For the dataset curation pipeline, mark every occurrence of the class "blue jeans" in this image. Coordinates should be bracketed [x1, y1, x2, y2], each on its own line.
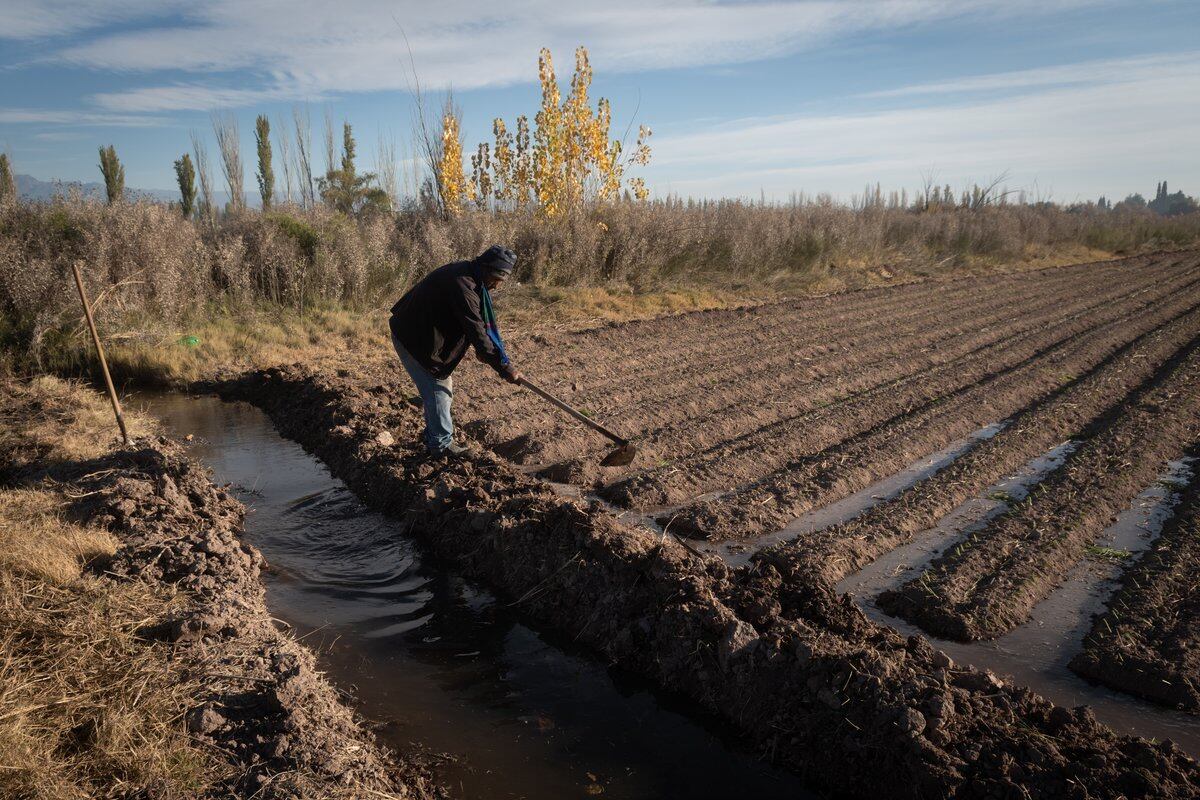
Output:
[392, 335, 454, 452]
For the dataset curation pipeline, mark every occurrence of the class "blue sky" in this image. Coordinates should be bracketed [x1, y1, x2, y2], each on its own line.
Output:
[1, 0, 1197, 202]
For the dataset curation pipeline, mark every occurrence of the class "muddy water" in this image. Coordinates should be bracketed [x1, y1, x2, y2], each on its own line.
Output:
[141, 394, 812, 800]
[693, 423, 1006, 566]
[813, 442, 1200, 755]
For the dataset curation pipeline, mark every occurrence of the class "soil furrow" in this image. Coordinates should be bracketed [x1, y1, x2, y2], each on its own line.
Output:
[486, 258, 1175, 468]
[450, 254, 1175, 449]
[876, 346, 1200, 641]
[504, 255, 1153, 394]
[469, 254, 1156, 436]
[530, 253, 1174, 381]
[221, 363, 1200, 800]
[1069, 459, 1200, 712]
[671, 283, 1200, 540]
[604, 264, 1200, 508]
[764, 303, 1200, 586]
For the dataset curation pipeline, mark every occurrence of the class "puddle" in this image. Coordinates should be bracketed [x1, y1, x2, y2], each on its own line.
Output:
[695, 422, 1005, 566]
[839, 451, 1200, 756]
[140, 393, 813, 800]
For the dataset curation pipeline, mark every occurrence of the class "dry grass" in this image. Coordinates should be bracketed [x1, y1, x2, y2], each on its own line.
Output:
[0, 573, 226, 799]
[0, 490, 116, 584]
[0, 376, 155, 470]
[3, 198, 1198, 386]
[0, 377, 227, 798]
[19, 285, 754, 387]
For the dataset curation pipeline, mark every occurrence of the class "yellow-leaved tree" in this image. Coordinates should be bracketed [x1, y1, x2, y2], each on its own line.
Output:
[479, 46, 651, 216]
[437, 108, 467, 215]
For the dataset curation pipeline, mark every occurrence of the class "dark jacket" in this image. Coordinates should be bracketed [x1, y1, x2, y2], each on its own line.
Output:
[389, 260, 514, 380]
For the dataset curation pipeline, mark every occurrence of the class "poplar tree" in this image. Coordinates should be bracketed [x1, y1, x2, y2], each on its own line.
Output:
[0, 153, 15, 206]
[317, 122, 389, 215]
[98, 144, 124, 204]
[174, 153, 197, 218]
[255, 114, 274, 209]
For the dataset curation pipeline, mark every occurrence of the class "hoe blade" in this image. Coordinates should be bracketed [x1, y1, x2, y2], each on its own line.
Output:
[601, 443, 638, 467]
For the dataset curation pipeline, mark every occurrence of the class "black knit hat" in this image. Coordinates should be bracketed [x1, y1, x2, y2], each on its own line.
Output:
[477, 244, 517, 276]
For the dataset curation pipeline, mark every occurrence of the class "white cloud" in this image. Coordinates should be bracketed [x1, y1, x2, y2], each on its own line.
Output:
[650, 54, 1200, 199]
[863, 51, 1200, 97]
[0, 107, 166, 126]
[0, 0, 187, 40]
[90, 84, 329, 113]
[19, 0, 1114, 111]
[33, 131, 89, 141]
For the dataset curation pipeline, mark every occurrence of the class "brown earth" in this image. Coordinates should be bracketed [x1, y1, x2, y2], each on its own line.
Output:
[426, 251, 1200, 540]
[602, 259, 1200, 511]
[767, 301, 1200, 588]
[876, 343, 1200, 641]
[221, 350, 1200, 799]
[663, 266, 1200, 538]
[1070, 457, 1200, 712]
[0, 382, 444, 799]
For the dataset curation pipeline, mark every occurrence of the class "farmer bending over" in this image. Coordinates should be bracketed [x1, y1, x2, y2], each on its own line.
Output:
[389, 245, 523, 456]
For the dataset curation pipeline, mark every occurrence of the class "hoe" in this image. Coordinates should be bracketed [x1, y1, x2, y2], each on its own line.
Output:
[519, 377, 638, 467]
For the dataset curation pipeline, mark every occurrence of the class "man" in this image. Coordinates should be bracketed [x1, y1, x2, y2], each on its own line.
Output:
[389, 245, 524, 456]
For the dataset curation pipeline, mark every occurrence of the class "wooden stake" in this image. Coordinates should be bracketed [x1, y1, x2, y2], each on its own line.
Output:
[71, 262, 130, 445]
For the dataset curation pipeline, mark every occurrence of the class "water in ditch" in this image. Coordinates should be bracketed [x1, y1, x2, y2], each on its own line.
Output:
[814, 443, 1200, 756]
[139, 392, 812, 800]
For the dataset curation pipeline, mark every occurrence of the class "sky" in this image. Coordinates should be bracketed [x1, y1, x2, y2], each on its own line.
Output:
[1, 0, 1197, 203]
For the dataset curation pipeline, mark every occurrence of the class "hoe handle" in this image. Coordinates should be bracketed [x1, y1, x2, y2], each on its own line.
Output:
[519, 377, 628, 446]
[72, 262, 130, 445]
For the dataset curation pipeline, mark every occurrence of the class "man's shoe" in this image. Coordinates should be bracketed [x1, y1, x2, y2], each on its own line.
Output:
[430, 441, 471, 458]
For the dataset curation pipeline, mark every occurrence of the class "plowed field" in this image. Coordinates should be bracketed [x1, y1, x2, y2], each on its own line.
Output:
[224, 251, 1200, 797]
[450, 250, 1200, 699]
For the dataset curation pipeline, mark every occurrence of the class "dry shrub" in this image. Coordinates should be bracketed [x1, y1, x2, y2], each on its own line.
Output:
[2, 197, 1199, 372]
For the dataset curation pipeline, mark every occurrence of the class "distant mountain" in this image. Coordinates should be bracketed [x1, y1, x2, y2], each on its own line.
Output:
[16, 173, 178, 204]
[15, 174, 260, 208]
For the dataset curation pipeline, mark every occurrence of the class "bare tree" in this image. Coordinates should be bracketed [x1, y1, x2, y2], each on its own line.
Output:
[919, 166, 939, 210]
[971, 170, 1012, 209]
[323, 108, 337, 181]
[375, 131, 399, 207]
[190, 130, 215, 222]
[292, 105, 314, 208]
[397, 26, 450, 212]
[399, 135, 419, 201]
[275, 114, 294, 205]
[211, 111, 244, 211]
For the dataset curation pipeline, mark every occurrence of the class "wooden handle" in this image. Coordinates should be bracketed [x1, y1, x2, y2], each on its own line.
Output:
[72, 263, 130, 445]
[520, 377, 627, 446]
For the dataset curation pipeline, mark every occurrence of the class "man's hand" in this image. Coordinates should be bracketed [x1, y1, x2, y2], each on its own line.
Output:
[505, 369, 524, 385]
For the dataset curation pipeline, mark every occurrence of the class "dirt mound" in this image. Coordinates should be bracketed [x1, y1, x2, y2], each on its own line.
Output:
[25, 437, 444, 799]
[222, 361, 1200, 798]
